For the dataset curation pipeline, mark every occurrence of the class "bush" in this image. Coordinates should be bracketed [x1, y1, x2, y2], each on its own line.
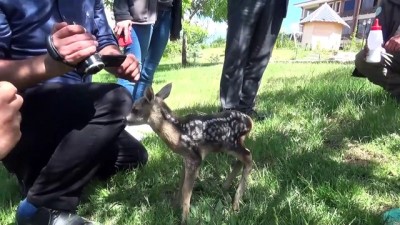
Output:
[209, 37, 226, 48]
[163, 40, 182, 58]
[276, 33, 296, 49]
[183, 21, 208, 46]
[342, 33, 363, 52]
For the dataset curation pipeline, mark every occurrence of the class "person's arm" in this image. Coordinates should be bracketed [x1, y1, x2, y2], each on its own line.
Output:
[94, 0, 139, 82]
[0, 14, 98, 89]
[113, 0, 133, 41]
[113, 0, 133, 22]
[0, 81, 23, 160]
[99, 45, 140, 82]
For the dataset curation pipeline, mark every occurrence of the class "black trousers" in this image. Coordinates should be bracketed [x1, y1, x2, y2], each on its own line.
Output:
[220, 0, 286, 110]
[2, 83, 148, 211]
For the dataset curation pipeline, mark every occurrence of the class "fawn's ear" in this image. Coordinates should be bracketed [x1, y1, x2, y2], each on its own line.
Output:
[156, 83, 172, 100]
[144, 86, 154, 101]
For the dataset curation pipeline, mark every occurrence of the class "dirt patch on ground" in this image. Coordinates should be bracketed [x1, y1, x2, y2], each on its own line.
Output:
[343, 142, 388, 166]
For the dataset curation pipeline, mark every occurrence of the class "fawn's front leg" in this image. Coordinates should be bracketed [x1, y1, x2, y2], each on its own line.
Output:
[181, 156, 201, 225]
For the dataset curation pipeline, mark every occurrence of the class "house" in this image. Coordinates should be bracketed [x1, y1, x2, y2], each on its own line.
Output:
[299, 3, 350, 50]
[295, 0, 380, 39]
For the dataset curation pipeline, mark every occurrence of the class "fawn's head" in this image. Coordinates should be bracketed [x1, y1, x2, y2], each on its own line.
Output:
[126, 83, 172, 125]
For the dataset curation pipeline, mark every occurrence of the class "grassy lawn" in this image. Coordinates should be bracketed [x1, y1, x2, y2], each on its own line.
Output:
[2, 52, 400, 224]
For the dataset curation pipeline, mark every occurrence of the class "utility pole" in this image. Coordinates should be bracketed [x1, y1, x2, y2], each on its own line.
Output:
[352, 0, 362, 35]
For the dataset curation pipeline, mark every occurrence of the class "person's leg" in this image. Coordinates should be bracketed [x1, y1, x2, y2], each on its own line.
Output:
[354, 49, 388, 87]
[134, 9, 172, 100]
[354, 50, 400, 100]
[239, 0, 285, 111]
[219, 0, 265, 110]
[130, 24, 154, 101]
[2, 83, 133, 212]
[118, 24, 154, 99]
[118, 29, 141, 96]
[97, 130, 148, 180]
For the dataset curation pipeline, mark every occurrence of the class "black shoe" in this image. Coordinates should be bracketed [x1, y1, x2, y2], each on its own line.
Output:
[16, 207, 98, 225]
[219, 107, 268, 121]
[243, 109, 269, 121]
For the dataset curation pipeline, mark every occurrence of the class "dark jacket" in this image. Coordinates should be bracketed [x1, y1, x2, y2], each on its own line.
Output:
[170, 0, 182, 41]
[114, 0, 158, 24]
[380, 0, 400, 42]
[0, 0, 116, 84]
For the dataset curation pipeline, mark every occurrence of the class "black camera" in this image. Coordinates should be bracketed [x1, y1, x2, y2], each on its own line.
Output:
[75, 53, 105, 75]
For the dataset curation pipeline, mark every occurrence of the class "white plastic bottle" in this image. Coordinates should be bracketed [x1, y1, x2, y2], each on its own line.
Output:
[366, 18, 384, 63]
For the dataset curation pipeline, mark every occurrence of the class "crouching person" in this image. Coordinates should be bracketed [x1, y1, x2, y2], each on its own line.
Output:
[0, 1, 148, 225]
[353, 0, 400, 100]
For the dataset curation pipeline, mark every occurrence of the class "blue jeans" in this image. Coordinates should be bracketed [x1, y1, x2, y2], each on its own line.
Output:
[132, 9, 172, 101]
[117, 24, 153, 98]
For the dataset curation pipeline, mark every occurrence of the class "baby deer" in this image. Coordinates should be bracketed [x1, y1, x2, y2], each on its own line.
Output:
[126, 83, 253, 224]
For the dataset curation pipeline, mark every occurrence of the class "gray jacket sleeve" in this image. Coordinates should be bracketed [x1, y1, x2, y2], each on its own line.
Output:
[113, 0, 133, 21]
[113, 0, 157, 24]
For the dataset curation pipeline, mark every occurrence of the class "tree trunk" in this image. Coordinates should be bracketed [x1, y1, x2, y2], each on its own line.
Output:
[182, 31, 188, 67]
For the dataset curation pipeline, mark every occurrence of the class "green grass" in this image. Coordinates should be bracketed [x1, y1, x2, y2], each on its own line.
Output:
[2, 56, 400, 225]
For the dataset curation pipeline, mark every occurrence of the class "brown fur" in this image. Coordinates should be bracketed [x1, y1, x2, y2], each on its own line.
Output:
[127, 83, 253, 225]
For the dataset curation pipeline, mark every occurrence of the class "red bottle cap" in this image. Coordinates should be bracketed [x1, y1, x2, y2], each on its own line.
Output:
[370, 19, 382, 30]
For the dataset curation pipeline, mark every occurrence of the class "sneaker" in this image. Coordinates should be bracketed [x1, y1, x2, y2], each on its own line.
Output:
[17, 207, 98, 225]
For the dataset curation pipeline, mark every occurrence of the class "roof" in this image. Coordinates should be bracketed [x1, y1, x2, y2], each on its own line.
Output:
[300, 3, 350, 28]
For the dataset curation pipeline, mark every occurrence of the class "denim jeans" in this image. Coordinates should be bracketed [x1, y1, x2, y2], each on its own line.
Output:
[133, 9, 172, 101]
[117, 24, 153, 98]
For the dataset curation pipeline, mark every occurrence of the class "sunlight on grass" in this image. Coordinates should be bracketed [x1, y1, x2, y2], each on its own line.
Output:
[2, 60, 400, 225]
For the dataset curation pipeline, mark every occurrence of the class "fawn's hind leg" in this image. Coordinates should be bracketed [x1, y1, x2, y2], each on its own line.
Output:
[231, 146, 252, 211]
[223, 160, 242, 190]
[180, 156, 201, 225]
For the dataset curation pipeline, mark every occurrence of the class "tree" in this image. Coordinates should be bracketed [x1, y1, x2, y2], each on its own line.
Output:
[104, 0, 113, 8]
[180, 0, 227, 66]
[101, 0, 228, 66]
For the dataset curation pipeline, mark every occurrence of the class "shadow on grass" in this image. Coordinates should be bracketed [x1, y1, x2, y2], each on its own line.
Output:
[2, 66, 400, 224]
[157, 62, 221, 73]
[248, 67, 399, 224]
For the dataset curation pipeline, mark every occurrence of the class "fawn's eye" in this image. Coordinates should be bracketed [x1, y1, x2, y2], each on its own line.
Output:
[132, 108, 139, 114]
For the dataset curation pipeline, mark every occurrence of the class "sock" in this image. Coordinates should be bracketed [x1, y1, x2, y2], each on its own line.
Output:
[16, 198, 38, 218]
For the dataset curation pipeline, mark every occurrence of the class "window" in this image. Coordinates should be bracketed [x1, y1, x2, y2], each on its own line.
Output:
[344, 0, 355, 11]
[361, 0, 376, 10]
[334, 1, 341, 12]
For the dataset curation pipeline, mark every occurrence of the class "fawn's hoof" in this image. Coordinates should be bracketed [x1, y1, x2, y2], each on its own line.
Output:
[233, 201, 240, 212]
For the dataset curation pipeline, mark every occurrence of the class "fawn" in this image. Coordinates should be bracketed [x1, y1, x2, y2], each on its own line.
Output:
[126, 83, 253, 224]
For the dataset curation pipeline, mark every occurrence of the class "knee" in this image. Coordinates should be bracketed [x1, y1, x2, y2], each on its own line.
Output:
[100, 84, 133, 118]
[354, 50, 387, 87]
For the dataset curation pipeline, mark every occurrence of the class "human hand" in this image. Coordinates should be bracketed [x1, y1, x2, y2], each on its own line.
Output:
[384, 34, 400, 53]
[0, 82, 23, 160]
[114, 20, 133, 42]
[50, 22, 98, 65]
[115, 54, 140, 82]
